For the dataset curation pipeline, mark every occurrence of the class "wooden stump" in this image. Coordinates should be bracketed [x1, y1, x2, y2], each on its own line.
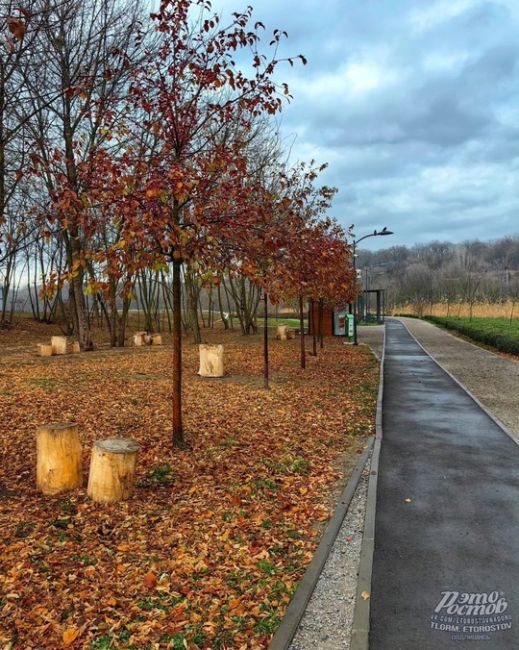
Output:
[36, 423, 82, 495]
[68, 341, 81, 354]
[287, 328, 295, 340]
[151, 334, 162, 346]
[133, 332, 146, 347]
[38, 343, 53, 357]
[87, 438, 140, 503]
[198, 344, 224, 378]
[51, 336, 68, 355]
[277, 325, 289, 341]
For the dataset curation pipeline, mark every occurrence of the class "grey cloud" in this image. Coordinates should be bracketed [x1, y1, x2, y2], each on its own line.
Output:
[212, 0, 519, 246]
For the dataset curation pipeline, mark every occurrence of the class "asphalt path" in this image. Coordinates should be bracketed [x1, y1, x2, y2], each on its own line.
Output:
[370, 319, 519, 649]
[399, 316, 519, 438]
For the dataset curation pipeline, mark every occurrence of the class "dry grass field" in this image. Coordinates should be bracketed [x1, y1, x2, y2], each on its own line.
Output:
[395, 301, 519, 320]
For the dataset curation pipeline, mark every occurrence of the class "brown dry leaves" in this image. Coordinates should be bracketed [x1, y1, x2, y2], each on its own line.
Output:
[0, 325, 378, 649]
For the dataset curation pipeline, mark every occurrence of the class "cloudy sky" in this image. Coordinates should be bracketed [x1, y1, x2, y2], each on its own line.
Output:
[211, 0, 519, 249]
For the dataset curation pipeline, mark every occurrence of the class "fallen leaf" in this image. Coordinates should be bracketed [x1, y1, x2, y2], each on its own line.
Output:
[62, 627, 79, 646]
[143, 570, 157, 589]
[84, 566, 95, 579]
[361, 591, 371, 601]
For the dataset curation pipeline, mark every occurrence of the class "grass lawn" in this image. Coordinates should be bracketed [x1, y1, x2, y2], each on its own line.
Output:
[256, 318, 303, 328]
[0, 319, 378, 649]
[425, 316, 519, 356]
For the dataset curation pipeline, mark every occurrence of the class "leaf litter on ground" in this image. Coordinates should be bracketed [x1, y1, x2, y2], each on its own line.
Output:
[0, 325, 378, 649]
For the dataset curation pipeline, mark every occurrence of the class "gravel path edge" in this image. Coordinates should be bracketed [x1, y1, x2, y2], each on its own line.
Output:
[268, 438, 375, 650]
[350, 326, 386, 650]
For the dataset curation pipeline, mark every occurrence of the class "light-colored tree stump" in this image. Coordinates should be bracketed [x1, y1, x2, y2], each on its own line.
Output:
[198, 344, 224, 378]
[287, 328, 295, 340]
[133, 332, 146, 347]
[87, 438, 140, 503]
[51, 336, 68, 355]
[68, 341, 81, 354]
[277, 325, 289, 341]
[36, 423, 82, 495]
[151, 334, 162, 346]
[143, 333, 152, 346]
[38, 343, 53, 357]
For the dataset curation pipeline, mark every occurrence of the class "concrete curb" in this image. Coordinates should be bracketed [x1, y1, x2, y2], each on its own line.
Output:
[268, 438, 375, 650]
[398, 318, 519, 448]
[350, 324, 386, 650]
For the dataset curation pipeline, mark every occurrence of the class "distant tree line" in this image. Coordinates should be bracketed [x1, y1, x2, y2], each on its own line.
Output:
[357, 236, 519, 318]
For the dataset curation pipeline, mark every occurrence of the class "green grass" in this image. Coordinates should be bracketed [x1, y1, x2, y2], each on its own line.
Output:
[256, 318, 304, 328]
[425, 316, 519, 356]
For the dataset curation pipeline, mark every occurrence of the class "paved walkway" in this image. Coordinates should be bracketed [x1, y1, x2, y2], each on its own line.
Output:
[400, 317, 519, 437]
[370, 319, 519, 649]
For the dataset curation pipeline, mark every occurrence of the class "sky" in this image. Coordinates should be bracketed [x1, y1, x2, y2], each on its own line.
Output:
[210, 0, 519, 249]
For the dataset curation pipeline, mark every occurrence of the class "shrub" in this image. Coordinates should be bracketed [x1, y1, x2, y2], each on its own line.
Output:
[424, 317, 519, 356]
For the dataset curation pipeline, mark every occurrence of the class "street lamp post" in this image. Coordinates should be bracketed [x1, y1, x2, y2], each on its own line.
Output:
[352, 227, 394, 345]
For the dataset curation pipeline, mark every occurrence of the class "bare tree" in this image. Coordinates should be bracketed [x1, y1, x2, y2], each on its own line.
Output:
[24, 0, 145, 347]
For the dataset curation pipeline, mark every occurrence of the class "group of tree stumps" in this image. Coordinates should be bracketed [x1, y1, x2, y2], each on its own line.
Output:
[38, 333, 164, 357]
[196, 327, 295, 380]
[35, 327, 296, 504]
[133, 331, 163, 347]
[276, 325, 295, 341]
[38, 336, 81, 357]
[36, 423, 139, 503]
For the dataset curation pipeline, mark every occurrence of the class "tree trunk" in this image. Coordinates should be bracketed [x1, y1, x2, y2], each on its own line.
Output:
[70, 267, 93, 350]
[208, 285, 214, 328]
[198, 344, 224, 377]
[310, 298, 317, 356]
[38, 344, 53, 357]
[161, 272, 173, 333]
[51, 335, 68, 355]
[198, 292, 206, 328]
[185, 269, 202, 343]
[264, 291, 269, 389]
[319, 298, 324, 349]
[223, 280, 235, 329]
[217, 284, 229, 330]
[172, 258, 184, 446]
[87, 438, 139, 503]
[277, 325, 289, 340]
[299, 294, 306, 370]
[36, 423, 82, 495]
[117, 298, 131, 347]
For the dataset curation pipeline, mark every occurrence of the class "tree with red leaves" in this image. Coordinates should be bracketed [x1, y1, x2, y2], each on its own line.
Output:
[266, 163, 345, 369]
[111, 0, 306, 446]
